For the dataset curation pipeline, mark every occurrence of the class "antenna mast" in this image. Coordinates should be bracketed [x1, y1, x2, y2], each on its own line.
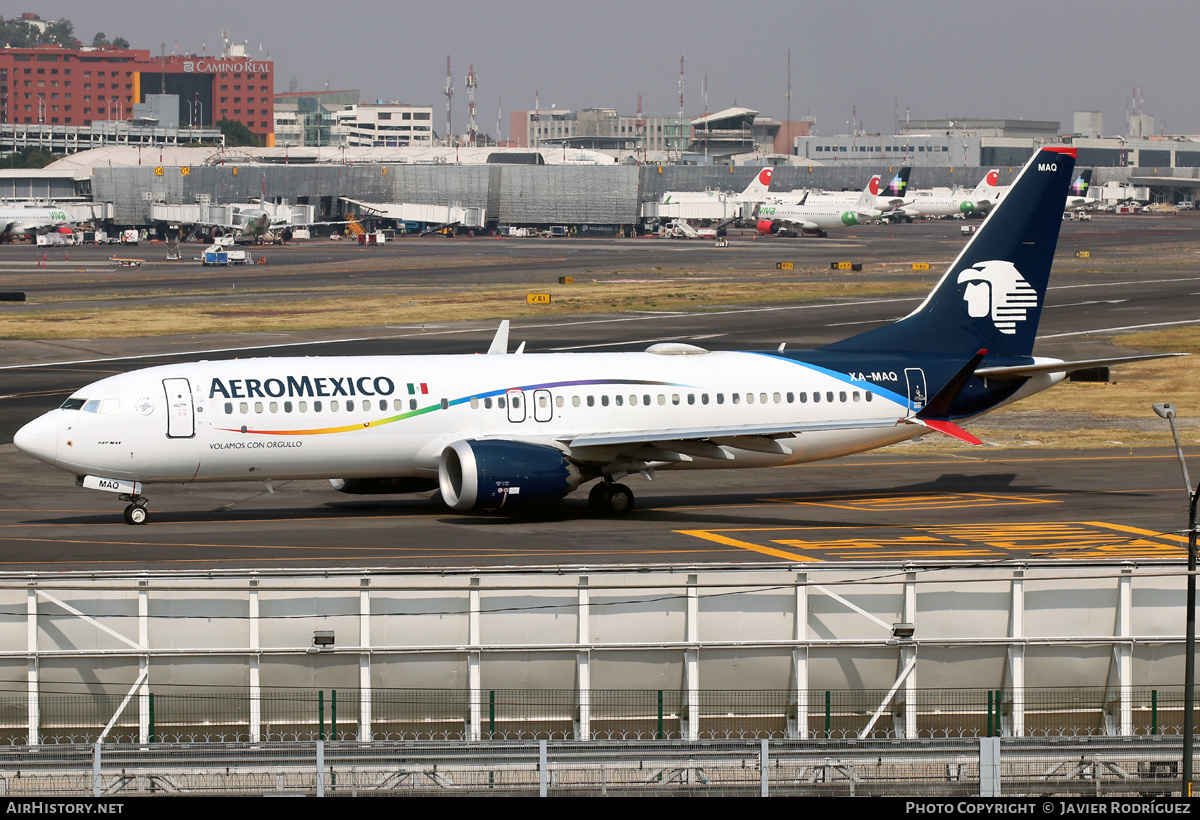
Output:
[465, 63, 478, 147]
[443, 55, 454, 147]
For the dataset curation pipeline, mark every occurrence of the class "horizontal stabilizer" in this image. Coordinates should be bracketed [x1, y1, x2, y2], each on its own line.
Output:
[975, 353, 1184, 380]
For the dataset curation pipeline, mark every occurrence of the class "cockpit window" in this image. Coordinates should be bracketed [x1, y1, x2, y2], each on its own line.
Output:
[82, 400, 102, 413]
[60, 398, 86, 410]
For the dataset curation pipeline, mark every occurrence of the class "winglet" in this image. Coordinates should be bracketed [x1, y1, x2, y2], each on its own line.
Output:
[487, 320, 510, 355]
[912, 418, 984, 446]
[918, 349, 988, 419]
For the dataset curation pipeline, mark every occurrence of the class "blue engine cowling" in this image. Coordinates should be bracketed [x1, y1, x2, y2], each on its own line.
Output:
[438, 440, 582, 511]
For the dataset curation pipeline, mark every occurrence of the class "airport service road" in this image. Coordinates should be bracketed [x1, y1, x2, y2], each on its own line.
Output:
[0, 443, 1190, 571]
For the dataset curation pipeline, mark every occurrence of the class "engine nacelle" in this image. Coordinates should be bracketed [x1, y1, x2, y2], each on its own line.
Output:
[438, 440, 581, 511]
[329, 477, 439, 494]
[756, 219, 777, 235]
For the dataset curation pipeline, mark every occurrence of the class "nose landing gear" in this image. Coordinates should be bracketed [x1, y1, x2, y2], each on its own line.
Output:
[119, 494, 148, 525]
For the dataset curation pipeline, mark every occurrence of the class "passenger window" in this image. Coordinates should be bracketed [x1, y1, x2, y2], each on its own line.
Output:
[410, 399, 417, 410]
[839, 392, 847, 402]
[853, 392, 860, 402]
[629, 395, 637, 406]
[587, 395, 595, 407]
[572, 396, 580, 407]
[786, 392, 794, 403]
[314, 401, 322, 412]
[555, 396, 564, 408]
[511, 396, 521, 409]
[498, 397, 506, 409]
[799, 392, 807, 403]
[716, 393, 724, 405]
[484, 397, 493, 409]
[826, 392, 834, 403]
[440, 398, 449, 410]
[346, 400, 354, 412]
[813, 393, 820, 404]
[687, 394, 695, 405]
[732, 393, 740, 404]
[240, 402, 248, 414]
[615, 395, 624, 406]
[283, 401, 292, 413]
[601, 395, 609, 407]
[394, 399, 403, 411]
[225, 402, 233, 414]
[470, 398, 479, 409]
[270, 402, 279, 413]
[299, 401, 307, 412]
[761, 393, 769, 404]
[671, 394, 679, 405]
[645, 394, 652, 406]
[254, 402, 264, 413]
[746, 393, 754, 405]
[379, 399, 387, 411]
[866, 392, 874, 402]
[331, 401, 339, 412]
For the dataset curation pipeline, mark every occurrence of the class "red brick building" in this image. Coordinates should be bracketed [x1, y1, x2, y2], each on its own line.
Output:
[0, 45, 274, 144]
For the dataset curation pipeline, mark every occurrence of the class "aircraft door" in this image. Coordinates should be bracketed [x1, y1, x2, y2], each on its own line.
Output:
[163, 378, 195, 438]
[904, 368, 927, 415]
[506, 389, 527, 423]
[533, 389, 553, 422]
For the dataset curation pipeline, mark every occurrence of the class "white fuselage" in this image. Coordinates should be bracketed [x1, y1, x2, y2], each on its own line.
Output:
[17, 350, 925, 487]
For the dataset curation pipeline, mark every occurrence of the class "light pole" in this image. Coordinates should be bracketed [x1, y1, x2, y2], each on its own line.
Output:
[1153, 401, 1198, 797]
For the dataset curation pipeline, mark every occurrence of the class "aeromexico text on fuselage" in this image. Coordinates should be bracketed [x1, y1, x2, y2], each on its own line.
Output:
[209, 375, 405, 400]
[206, 366, 909, 403]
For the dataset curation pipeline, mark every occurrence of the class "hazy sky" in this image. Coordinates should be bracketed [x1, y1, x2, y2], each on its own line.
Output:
[21, 0, 1199, 138]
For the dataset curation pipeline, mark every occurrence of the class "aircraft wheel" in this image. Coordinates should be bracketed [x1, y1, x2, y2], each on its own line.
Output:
[588, 482, 611, 514]
[606, 484, 634, 516]
[123, 504, 148, 525]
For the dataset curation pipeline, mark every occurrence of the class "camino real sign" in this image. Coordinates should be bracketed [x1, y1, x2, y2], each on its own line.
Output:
[182, 60, 271, 73]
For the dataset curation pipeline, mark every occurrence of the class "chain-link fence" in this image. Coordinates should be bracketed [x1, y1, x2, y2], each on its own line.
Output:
[1, 687, 1195, 745]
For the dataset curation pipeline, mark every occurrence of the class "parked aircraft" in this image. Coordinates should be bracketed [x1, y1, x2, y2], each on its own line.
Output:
[0, 205, 75, 242]
[14, 147, 1173, 524]
[1064, 169, 1093, 209]
[753, 177, 882, 236]
[891, 170, 1000, 220]
[659, 167, 775, 205]
[792, 168, 911, 213]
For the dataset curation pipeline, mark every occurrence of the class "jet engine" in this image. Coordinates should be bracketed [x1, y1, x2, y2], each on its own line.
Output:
[438, 440, 582, 511]
[756, 219, 777, 235]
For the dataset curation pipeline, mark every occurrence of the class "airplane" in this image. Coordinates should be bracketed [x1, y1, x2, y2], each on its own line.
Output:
[0, 204, 75, 242]
[753, 177, 883, 237]
[890, 169, 1001, 220]
[782, 167, 911, 213]
[659, 167, 775, 205]
[14, 146, 1178, 525]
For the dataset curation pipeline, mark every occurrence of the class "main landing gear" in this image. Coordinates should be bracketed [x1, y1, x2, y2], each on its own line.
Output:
[120, 493, 148, 525]
[588, 480, 634, 517]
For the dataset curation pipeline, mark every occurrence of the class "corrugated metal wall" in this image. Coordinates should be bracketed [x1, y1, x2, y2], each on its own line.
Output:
[89, 163, 1048, 227]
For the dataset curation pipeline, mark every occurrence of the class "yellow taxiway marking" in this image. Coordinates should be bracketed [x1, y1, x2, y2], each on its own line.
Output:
[674, 530, 820, 562]
[677, 521, 1185, 562]
[765, 492, 1058, 512]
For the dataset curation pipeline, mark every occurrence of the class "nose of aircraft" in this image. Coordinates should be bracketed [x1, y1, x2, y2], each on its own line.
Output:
[13, 412, 58, 465]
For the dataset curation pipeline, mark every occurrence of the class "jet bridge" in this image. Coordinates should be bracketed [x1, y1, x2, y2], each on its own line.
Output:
[341, 198, 486, 230]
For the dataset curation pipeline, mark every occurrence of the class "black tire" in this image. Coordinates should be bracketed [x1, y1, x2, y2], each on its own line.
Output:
[606, 484, 634, 516]
[123, 504, 147, 525]
[588, 482, 610, 514]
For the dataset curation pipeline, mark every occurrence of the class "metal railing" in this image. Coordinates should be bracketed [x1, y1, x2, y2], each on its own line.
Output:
[0, 736, 1192, 797]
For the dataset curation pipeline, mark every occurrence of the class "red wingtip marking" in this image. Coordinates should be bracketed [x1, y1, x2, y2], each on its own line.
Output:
[921, 419, 983, 446]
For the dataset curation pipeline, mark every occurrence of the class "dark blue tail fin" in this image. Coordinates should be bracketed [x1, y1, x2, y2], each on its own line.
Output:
[823, 147, 1076, 357]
